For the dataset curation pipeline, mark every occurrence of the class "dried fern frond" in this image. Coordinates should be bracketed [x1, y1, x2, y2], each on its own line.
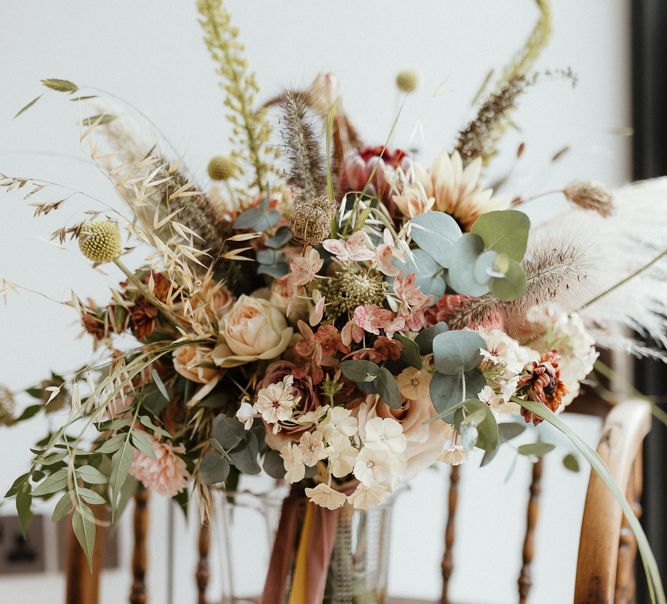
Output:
[197, 0, 279, 195]
[280, 91, 326, 200]
[454, 0, 554, 166]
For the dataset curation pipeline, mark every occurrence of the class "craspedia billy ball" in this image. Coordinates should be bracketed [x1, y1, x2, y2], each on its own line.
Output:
[207, 155, 237, 181]
[396, 69, 420, 93]
[78, 220, 122, 263]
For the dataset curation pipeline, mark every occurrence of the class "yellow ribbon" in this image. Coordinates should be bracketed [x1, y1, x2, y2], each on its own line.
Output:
[288, 501, 315, 604]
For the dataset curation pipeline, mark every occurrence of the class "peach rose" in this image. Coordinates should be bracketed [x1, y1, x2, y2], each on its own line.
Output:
[173, 345, 219, 384]
[357, 393, 447, 482]
[213, 295, 292, 368]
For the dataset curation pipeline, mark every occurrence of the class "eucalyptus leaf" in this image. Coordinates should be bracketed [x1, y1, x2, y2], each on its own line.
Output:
[233, 206, 280, 231]
[394, 334, 422, 369]
[257, 262, 289, 278]
[229, 433, 261, 475]
[432, 330, 485, 375]
[414, 322, 449, 355]
[472, 250, 498, 285]
[471, 210, 530, 261]
[490, 259, 527, 301]
[517, 442, 555, 457]
[409, 211, 462, 267]
[446, 233, 489, 296]
[265, 226, 293, 249]
[212, 415, 246, 450]
[263, 450, 287, 479]
[498, 422, 526, 443]
[200, 452, 230, 485]
[256, 249, 283, 265]
[563, 453, 580, 472]
[394, 249, 446, 298]
[376, 367, 402, 408]
[429, 370, 485, 421]
[456, 399, 498, 454]
[340, 360, 380, 383]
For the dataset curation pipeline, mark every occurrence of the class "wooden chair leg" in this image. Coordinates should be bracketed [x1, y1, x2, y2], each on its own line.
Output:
[518, 456, 544, 604]
[130, 487, 149, 604]
[196, 522, 210, 604]
[65, 506, 106, 604]
[441, 464, 461, 604]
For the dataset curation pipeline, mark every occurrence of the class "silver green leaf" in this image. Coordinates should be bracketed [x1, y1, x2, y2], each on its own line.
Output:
[471, 209, 530, 262]
[409, 211, 462, 267]
[433, 329, 485, 375]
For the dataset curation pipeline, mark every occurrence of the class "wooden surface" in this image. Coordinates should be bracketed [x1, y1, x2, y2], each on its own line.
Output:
[440, 464, 460, 604]
[65, 506, 106, 604]
[517, 456, 543, 604]
[574, 399, 651, 603]
[197, 521, 211, 604]
[129, 487, 149, 604]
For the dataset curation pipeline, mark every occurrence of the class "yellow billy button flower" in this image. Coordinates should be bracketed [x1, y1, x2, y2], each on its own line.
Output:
[396, 69, 420, 93]
[78, 220, 122, 263]
[207, 155, 237, 181]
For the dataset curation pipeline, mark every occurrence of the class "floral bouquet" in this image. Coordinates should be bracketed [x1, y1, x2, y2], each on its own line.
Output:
[2, 0, 667, 602]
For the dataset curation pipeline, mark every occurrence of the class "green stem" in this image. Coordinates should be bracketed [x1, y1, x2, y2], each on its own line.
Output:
[113, 258, 185, 329]
[578, 248, 667, 311]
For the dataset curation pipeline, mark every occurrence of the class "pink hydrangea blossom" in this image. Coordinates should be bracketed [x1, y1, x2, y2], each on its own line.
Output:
[323, 232, 374, 262]
[353, 304, 396, 335]
[290, 246, 323, 286]
[129, 434, 191, 497]
[375, 229, 403, 277]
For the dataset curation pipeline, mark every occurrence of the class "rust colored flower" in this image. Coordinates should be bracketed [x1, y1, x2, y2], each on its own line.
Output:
[81, 310, 110, 340]
[146, 271, 174, 303]
[353, 336, 403, 363]
[130, 296, 159, 339]
[313, 325, 349, 357]
[517, 350, 568, 425]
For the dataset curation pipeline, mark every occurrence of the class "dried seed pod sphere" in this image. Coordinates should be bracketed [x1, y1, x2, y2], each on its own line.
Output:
[78, 220, 122, 263]
[289, 195, 336, 246]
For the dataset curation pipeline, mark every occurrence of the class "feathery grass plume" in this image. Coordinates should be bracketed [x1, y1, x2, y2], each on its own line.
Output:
[281, 91, 327, 200]
[197, 0, 278, 195]
[563, 181, 614, 217]
[455, 0, 553, 166]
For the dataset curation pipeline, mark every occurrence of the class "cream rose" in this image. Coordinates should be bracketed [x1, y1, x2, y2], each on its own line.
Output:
[173, 345, 219, 384]
[213, 295, 292, 368]
[357, 393, 448, 483]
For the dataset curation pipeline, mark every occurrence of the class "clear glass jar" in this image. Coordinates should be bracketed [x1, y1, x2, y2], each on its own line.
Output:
[212, 483, 398, 603]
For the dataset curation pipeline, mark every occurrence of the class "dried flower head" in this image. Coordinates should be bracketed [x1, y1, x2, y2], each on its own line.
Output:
[78, 220, 122, 263]
[517, 349, 568, 425]
[0, 386, 15, 426]
[289, 195, 336, 245]
[563, 181, 614, 217]
[321, 268, 386, 320]
[207, 155, 237, 181]
[130, 296, 159, 340]
[396, 69, 420, 93]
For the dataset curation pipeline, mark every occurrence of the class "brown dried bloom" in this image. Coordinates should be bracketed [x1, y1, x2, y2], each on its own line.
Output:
[130, 296, 159, 339]
[81, 310, 110, 340]
[289, 195, 336, 246]
[563, 181, 614, 217]
[517, 349, 568, 425]
[0, 386, 15, 426]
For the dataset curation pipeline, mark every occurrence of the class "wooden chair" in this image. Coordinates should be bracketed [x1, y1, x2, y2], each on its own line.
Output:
[65, 394, 651, 604]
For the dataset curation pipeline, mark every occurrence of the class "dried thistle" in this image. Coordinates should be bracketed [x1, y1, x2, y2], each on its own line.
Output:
[198, 0, 279, 194]
[280, 91, 327, 201]
[289, 195, 336, 246]
[78, 220, 123, 263]
[563, 181, 614, 217]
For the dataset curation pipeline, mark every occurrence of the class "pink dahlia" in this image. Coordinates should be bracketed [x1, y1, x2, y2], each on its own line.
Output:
[129, 433, 191, 497]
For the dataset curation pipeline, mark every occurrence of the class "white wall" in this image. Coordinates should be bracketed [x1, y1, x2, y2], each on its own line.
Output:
[0, 1, 630, 602]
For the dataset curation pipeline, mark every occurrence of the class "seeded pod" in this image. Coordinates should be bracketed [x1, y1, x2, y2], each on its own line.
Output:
[396, 69, 420, 93]
[207, 155, 237, 181]
[289, 195, 336, 245]
[78, 220, 122, 263]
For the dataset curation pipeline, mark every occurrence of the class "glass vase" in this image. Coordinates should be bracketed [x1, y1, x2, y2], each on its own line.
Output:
[212, 483, 397, 603]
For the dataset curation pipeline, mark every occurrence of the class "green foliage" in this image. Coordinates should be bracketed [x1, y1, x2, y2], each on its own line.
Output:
[394, 249, 446, 298]
[408, 211, 462, 267]
[41, 78, 78, 93]
[518, 442, 555, 457]
[200, 451, 231, 485]
[562, 452, 580, 472]
[446, 233, 489, 297]
[340, 360, 402, 408]
[72, 505, 96, 570]
[414, 322, 449, 355]
[454, 399, 499, 455]
[197, 0, 278, 194]
[429, 370, 485, 421]
[432, 330, 485, 375]
[471, 210, 529, 261]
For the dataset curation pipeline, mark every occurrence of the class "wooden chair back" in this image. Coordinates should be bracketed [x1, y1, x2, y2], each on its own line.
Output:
[65, 395, 652, 604]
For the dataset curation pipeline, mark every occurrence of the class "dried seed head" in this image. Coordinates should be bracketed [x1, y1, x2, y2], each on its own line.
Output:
[207, 155, 237, 181]
[0, 386, 15, 426]
[563, 181, 614, 217]
[289, 195, 336, 246]
[396, 69, 420, 93]
[78, 220, 122, 263]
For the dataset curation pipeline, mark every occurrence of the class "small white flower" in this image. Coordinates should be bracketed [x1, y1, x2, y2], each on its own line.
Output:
[320, 407, 358, 442]
[298, 430, 327, 467]
[347, 483, 389, 510]
[363, 417, 407, 454]
[326, 435, 358, 478]
[396, 366, 432, 400]
[353, 447, 395, 486]
[235, 402, 255, 430]
[255, 375, 300, 425]
[280, 443, 306, 483]
[305, 483, 347, 510]
[295, 405, 330, 425]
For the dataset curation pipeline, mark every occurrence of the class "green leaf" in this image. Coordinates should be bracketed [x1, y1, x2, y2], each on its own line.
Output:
[376, 367, 402, 408]
[41, 78, 78, 93]
[110, 444, 134, 516]
[265, 226, 293, 249]
[394, 334, 422, 369]
[151, 369, 170, 401]
[201, 391, 232, 409]
[490, 259, 527, 301]
[116, 477, 138, 521]
[78, 487, 106, 505]
[446, 233, 489, 296]
[95, 418, 132, 431]
[394, 249, 446, 298]
[139, 415, 172, 439]
[212, 415, 246, 450]
[429, 370, 485, 421]
[76, 465, 108, 485]
[95, 434, 125, 454]
[455, 399, 499, 454]
[233, 206, 280, 231]
[16, 491, 32, 535]
[131, 432, 156, 460]
[563, 453, 580, 472]
[414, 322, 449, 355]
[471, 210, 530, 261]
[80, 113, 117, 127]
[52, 493, 74, 522]
[498, 422, 526, 443]
[32, 468, 68, 496]
[72, 505, 96, 570]
[41, 452, 68, 466]
[14, 404, 43, 423]
[409, 211, 462, 267]
[263, 450, 286, 479]
[229, 433, 261, 475]
[472, 250, 498, 285]
[516, 398, 665, 604]
[5, 473, 30, 498]
[433, 330, 485, 375]
[340, 360, 380, 383]
[14, 95, 42, 119]
[517, 442, 555, 457]
[199, 452, 230, 485]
